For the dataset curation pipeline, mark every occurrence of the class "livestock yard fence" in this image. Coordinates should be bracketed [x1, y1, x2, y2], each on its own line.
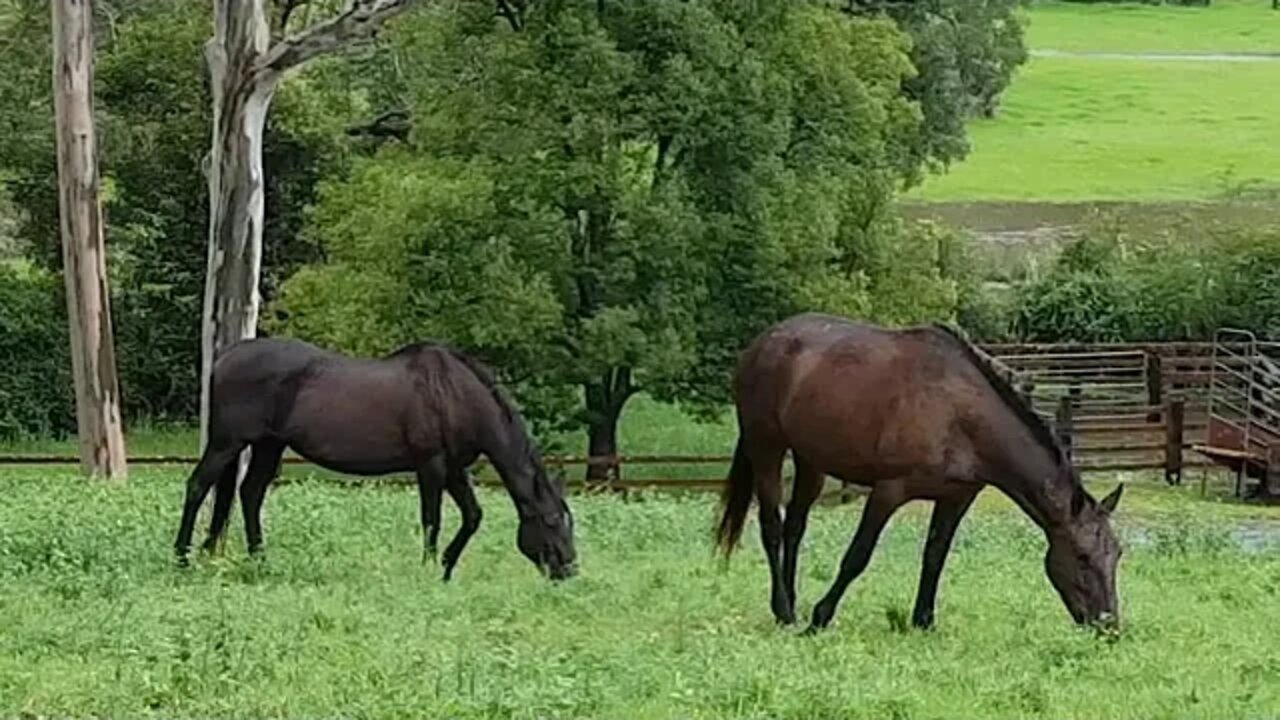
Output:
[3, 336, 1273, 495]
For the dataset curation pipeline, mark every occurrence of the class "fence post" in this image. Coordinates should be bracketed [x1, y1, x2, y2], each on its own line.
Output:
[1055, 395, 1074, 462]
[1165, 399, 1184, 486]
[1146, 353, 1163, 423]
[1266, 446, 1280, 497]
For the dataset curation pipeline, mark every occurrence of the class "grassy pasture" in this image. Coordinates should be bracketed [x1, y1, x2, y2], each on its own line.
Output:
[4, 403, 1280, 718]
[1026, 1, 1280, 54]
[911, 56, 1280, 202]
[2, 466, 1279, 719]
[911, 1, 1280, 203]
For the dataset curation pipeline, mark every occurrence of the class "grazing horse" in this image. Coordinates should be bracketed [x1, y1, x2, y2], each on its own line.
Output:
[716, 314, 1123, 631]
[174, 338, 576, 581]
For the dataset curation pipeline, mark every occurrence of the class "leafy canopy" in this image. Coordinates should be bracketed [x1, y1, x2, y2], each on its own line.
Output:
[274, 0, 977, 436]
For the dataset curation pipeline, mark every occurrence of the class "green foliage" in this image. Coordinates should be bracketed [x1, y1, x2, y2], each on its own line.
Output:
[276, 1, 973, 440]
[1012, 220, 1280, 342]
[0, 0, 363, 424]
[846, 0, 1029, 178]
[2, 470, 1279, 717]
[0, 264, 73, 439]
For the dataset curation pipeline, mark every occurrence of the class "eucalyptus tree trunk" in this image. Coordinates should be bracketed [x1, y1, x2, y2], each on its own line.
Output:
[199, 0, 418, 446]
[51, 0, 128, 480]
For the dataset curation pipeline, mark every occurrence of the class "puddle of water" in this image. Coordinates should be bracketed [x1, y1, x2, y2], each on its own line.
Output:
[1123, 519, 1280, 554]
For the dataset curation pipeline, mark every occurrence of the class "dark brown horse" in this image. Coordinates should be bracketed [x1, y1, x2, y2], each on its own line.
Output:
[716, 314, 1123, 631]
[174, 338, 576, 581]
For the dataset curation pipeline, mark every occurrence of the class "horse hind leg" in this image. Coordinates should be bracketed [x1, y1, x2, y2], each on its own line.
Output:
[239, 441, 285, 556]
[748, 444, 790, 624]
[782, 455, 825, 616]
[175, 440, 245, 564]
[201, 456, 244, 553]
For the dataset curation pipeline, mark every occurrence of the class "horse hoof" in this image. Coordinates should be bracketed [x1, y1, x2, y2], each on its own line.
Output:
[801, 624, 824, 637]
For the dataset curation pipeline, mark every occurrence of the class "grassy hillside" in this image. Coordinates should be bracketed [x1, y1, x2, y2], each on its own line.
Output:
[910, 1, 1280, 203]
[1027, 0, 1280, 54]
[912, 57, 1280, 202]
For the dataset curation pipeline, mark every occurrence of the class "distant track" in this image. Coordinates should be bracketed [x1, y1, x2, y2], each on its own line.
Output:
[1032, 49, 1280, 62]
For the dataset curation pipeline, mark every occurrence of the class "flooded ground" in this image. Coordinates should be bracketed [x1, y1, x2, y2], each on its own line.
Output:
[1123, 517, 1280, 554]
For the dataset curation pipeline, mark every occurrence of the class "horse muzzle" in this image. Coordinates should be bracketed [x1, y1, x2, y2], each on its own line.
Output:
[546, 561, 578, 581]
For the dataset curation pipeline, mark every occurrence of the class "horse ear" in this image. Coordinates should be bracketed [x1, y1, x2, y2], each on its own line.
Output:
[1100, 483, 1124, 515]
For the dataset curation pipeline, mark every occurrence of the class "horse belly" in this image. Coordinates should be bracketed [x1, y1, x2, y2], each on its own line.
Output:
[283, 383, 429, 476]
[781, 375, 951, 483]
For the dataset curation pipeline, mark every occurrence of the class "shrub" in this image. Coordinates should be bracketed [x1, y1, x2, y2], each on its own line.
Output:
[1011, 222, 1280, 342]
[0, 264, 73, 439]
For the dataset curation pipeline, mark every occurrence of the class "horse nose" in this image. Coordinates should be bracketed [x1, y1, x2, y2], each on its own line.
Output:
[549, 562, 578, 581]
[1091, 611, 1120, 636]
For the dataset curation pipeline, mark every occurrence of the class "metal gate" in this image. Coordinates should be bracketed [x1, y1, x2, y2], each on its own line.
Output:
[1194, 328, 1280, 496]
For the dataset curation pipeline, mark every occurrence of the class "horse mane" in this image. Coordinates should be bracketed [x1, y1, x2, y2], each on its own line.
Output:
[389, 342, 518, 424]
[929, 323, 1072, 476]
[442, 347, 519, 425]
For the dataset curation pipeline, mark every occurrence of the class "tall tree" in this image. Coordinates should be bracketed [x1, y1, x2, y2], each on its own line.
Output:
[273, 1, 973, 481]
[51, 0, 128, 479]
[200, 0, 417, 444]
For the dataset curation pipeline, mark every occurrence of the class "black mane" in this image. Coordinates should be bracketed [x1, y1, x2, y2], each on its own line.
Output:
[388, 342, 517, 424]
[929, 324, 1068, 469]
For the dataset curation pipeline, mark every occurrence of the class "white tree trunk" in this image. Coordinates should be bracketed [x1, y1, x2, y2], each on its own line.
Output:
[51, 0, 128, 480]
[199, 0, 418, 447]
[200, 1, 275, 448]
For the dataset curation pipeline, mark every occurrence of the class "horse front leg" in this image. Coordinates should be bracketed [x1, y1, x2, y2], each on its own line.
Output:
[415, 456, 446, 564]
[806, 482, 907, 633]
[911, 489, 979, 630]
[441, 466, 482, 582]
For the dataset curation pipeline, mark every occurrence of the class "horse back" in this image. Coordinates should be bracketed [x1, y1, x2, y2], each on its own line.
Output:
[735, 314, 988, 484]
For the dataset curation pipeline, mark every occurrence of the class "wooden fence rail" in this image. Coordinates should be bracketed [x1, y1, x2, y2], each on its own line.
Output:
[0, 341, 1248, 489]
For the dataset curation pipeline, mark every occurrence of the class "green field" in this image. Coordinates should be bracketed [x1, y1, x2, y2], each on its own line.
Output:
[911, 2, 1280, 203]
[1027, 1, 1280, 54]
[2, 468, 1278, 719]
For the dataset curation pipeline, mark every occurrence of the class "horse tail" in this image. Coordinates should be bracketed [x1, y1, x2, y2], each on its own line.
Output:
[715, 437, 754, 557]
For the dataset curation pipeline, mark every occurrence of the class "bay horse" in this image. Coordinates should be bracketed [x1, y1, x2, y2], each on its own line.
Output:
[174, 338, 576, 581]
[716, 314, 1123, 631]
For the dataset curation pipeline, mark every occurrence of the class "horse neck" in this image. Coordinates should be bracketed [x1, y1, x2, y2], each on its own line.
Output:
[484, 422, 547, 515]
[981, 421, 1075, 535]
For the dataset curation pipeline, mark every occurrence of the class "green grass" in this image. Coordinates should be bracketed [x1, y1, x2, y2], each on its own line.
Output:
[2, 467, 1279, 718]
[1027, 1, 1280, 54]
[910, 56, 1280, 202]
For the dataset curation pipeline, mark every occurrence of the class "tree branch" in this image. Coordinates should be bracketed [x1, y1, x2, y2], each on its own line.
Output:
[345, 108, 412, 141]
[275, 0, 308, 39]
[258, 0, 419, 75]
